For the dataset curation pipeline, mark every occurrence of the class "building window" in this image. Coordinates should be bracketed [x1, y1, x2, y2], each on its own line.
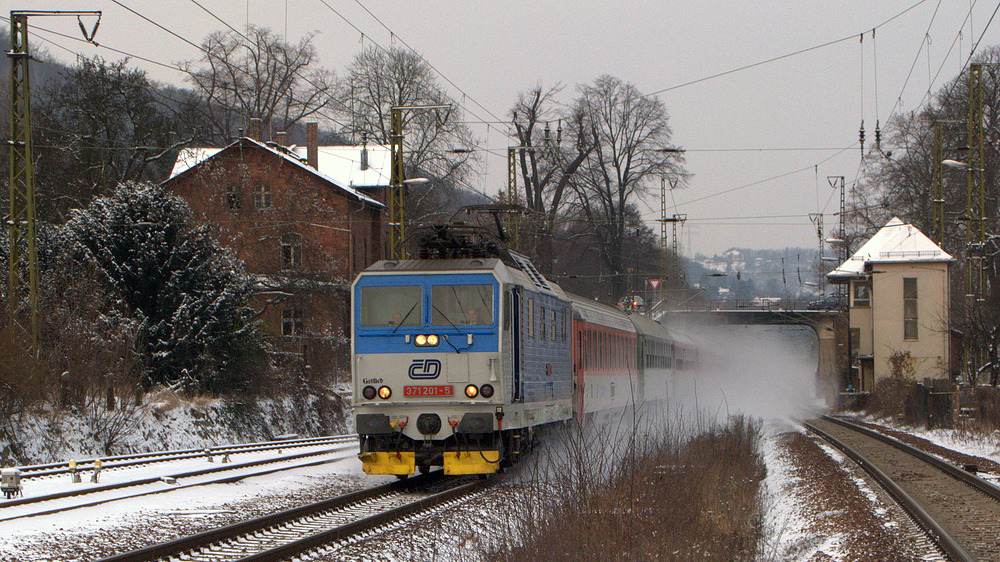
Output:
[282, 309, 303, 336]
[904, 278, 918, 340]
[254, 184, 271, 209]
[540, 307, 546, 340]
[225, 184, 242, 210]
[281, 233, 302, 269]
[853, 279, 870, 307]
[527, 299, 534, 338]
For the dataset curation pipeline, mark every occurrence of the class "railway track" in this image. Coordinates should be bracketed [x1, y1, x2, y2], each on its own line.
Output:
[1, 437, 358, 521]
[15, 435, 356, 480]
[805, 416, 1000, 561]
[98, 472, 487, 562]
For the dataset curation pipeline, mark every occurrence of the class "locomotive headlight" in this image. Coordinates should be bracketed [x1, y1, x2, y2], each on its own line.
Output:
[465, 384, 479, 398]
[480, 384, 494, 398]
[414, 334, 439, 347]
[362, 385, 377, 400]
[378, 386, 392, 400]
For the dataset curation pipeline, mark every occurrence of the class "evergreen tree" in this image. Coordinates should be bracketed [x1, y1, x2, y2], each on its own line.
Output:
[63, 182, 268, 392]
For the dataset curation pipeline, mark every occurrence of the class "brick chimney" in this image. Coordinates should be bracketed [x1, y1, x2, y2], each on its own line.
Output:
[249, 118, 262, 141]
[275, 131, 288, 146]
[306, 122, 319, 169]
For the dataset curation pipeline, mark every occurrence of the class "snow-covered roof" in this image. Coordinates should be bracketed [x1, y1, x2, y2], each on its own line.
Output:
[288, 145, 390, 190]
[167, 138, 386, 208]
[828, 217, 953, 280]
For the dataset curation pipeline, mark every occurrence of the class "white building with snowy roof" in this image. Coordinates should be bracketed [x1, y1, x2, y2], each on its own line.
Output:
[828, 217, 954, 391]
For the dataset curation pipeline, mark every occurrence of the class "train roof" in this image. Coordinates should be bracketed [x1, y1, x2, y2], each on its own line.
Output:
[364, 258, 501, 273]
[627, 312, 673, 341]
[567, 293, 636, 333]
[360, 258, 569, 300]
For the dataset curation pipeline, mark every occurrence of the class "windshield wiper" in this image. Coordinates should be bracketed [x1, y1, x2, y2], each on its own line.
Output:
[433, 304, 471, 354]
[432, 304, 462, 333]
[391, 301, 420, 335]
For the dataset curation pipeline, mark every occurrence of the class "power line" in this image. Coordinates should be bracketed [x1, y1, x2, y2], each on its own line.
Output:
[646, 0, 932, 98]
[347, 0, 508, 126]
[671, 145, 855, 207]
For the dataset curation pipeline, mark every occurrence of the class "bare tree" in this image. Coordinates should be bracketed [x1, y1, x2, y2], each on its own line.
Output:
[510, 84, 594, 274]
[341, 46, 476, 221]
[33, 57, 180, 221]
[183, 26, 336, 143]
[569, 76, 685, 301]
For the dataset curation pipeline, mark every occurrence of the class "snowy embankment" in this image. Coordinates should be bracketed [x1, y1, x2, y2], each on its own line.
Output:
[1, 386, 352, 465]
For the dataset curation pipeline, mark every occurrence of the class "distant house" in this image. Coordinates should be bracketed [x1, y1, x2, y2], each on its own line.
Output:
[828, 218, 954, 391]
[162, 127, 388, 376]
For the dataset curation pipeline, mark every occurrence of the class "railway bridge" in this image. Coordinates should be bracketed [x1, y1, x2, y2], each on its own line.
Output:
[659, 302, 847, 403]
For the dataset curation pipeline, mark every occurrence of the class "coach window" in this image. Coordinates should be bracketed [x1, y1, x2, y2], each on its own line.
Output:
[594, 332, 600, 369]
[603, 333, 608, 370]
[611, 334, 618, 369]
[432, 285, 495, 327]
[360, 285, 422, 327]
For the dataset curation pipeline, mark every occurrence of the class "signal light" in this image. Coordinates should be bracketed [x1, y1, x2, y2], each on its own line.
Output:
[378, 386, 392, 400]
[465, 384, 479, 398]
[480, 384, 494, 398]
[362, 385, 377, 400]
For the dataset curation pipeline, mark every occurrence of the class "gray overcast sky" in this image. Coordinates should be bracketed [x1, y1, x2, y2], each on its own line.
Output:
[15, 0, 1000, 256]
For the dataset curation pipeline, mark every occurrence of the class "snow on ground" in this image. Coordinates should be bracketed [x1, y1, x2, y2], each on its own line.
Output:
[855, 413, 1000, 468]
[3, 390, 347, 466]
[759, 418, 935, 561]
[0, 444, 392, 561]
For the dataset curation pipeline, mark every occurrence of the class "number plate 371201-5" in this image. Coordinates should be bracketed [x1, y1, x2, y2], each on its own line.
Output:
[403, 385, 453, 397]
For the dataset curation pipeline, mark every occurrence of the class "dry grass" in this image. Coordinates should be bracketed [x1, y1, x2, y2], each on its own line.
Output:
[480, 412, 767, 561]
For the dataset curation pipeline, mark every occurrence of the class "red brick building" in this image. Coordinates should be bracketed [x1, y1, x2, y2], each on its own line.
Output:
[162, 133, 387, 378]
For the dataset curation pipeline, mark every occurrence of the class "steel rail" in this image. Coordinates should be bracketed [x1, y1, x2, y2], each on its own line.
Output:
[821, 415, 1000, 500]
[803, 420, 974, 562]
[96, 472, 471, 562]
[243, 479, 481, 561]
[0, 444, 355, 520]
[15, 434, 357, 478]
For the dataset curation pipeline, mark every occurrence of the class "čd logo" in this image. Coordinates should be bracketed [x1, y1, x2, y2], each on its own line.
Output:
[408, 359, 441, 379]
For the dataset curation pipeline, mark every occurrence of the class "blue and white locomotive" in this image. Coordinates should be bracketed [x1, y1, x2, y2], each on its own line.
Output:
[352, 224, 695, 476]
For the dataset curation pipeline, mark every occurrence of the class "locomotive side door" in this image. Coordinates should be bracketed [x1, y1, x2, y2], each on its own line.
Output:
[510, 286, 522, 402]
